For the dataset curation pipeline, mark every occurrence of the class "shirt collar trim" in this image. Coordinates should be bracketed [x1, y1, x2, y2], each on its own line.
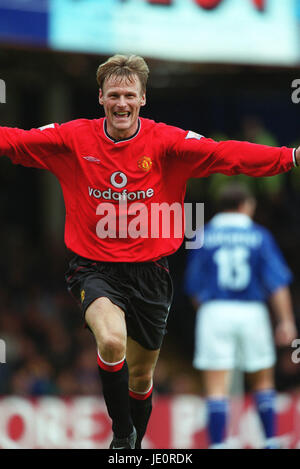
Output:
[103, 118, 141, 144]
[210, 213, 253, 228]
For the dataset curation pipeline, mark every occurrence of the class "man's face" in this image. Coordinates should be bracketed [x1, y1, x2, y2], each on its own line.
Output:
[99, 74, 146, 140]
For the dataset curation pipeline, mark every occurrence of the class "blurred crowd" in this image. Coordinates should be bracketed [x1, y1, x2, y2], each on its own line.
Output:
[0, 226, 204, 397]
[0, 117, 300, 398]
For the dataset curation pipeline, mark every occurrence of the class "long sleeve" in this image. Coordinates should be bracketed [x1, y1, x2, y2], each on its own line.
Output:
[160, 123, 295, 179]
[185, 138, 295, 178]
[0, 123, 71, 172]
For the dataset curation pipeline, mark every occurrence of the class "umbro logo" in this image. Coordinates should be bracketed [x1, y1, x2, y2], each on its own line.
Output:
[82, 156, 101, 164]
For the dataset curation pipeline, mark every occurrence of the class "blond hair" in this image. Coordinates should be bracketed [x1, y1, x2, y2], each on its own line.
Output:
[96, 54, 149, 93]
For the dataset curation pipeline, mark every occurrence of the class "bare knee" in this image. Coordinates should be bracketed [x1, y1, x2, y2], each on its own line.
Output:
[129, 368, 153, 393]
[85, 297, 127, 362]
[247, 368, 274, 392]
[100, 334, 126, 362]
[203, 370, 230, 397]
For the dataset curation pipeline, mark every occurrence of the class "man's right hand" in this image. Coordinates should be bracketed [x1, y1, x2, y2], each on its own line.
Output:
[275, 319, 298, 347]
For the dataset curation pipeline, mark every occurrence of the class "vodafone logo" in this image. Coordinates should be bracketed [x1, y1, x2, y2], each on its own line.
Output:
[110, 171, 127, 189]
[88, 171, 154, 201]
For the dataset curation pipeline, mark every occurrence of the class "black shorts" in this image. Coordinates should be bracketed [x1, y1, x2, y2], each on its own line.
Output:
[65, 255, 173, 350]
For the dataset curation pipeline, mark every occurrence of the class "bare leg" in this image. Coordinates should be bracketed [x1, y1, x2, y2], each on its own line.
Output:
[85, 297, 133, 441]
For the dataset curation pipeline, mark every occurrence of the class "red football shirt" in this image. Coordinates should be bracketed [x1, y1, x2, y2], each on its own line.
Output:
[0, 117, 295, 262]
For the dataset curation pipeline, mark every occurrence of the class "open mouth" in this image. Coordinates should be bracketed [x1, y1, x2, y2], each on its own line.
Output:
[114, 112, 130, 119]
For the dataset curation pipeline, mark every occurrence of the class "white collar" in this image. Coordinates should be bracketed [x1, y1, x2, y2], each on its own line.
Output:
[210, 213, 253, 228]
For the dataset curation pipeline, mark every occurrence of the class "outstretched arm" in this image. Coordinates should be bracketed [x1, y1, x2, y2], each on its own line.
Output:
[0, 123, 71, 171]
[160, 123, 296, 179]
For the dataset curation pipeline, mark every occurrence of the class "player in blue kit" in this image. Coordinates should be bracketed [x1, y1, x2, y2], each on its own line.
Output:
[184, 183, 297, 449]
